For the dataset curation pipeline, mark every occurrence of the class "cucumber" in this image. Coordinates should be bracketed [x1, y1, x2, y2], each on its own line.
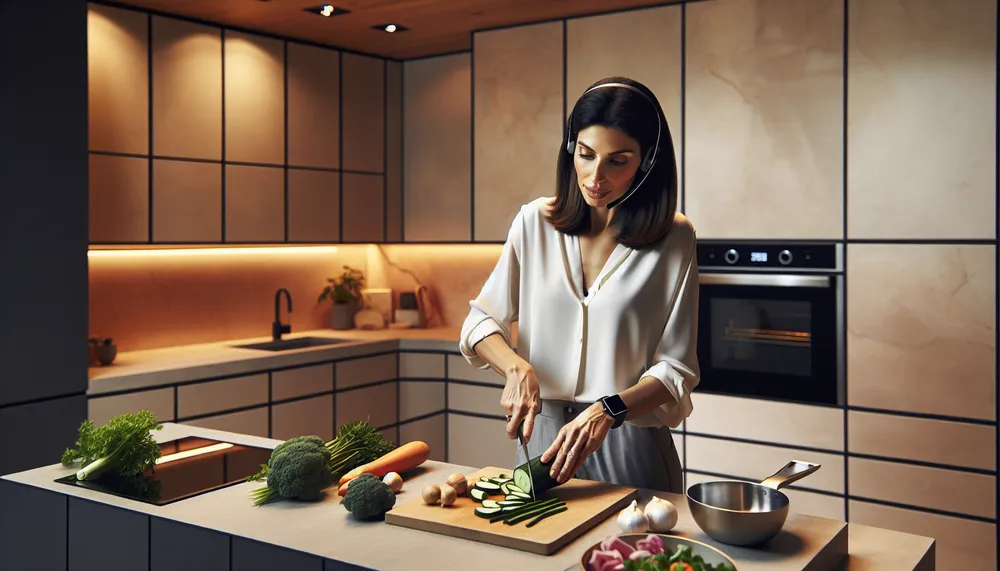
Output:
[497, 500, 525, 507]
[470, 488, 488, 501]
[490, 476, 513, 485]
[506, 484, 526, 494]
[480, 476, 492, 481]
[525, 505, 568, 527]
[512, 455, 560, 497]
[504, 501, 567, 525]
[474, 506, 503, 518]
[500, 482, 513, 495]
[474, 481, 501, 493]
[481, 499, 501, 509]
[488, 497, 563, 523]
[507, 492, 531, 500]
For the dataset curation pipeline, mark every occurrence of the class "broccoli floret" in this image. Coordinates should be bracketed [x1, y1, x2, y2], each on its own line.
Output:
[342, 473, 396, 520]
[265, 435, 335, 502]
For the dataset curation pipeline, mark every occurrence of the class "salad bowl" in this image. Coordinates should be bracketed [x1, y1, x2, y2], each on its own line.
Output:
[580, 533, 739, 571]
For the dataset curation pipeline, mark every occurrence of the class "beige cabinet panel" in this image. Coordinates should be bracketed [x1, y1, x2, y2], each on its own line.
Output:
[448, 383, 502, 418]
[686, 393, 844, 452]
[287, 169, 339, 242]
[399, 353, 445, 379]
[849, 457, 994, 519]
[152, 16, 222, 160]
[224, 31, 284, 165]
[399, 381, 445, 422]
[271, 363, 334, 402]
[287, 43, 339, 169]
[848, 411, 996, 471]
[847, 245, 996, 420]
[336, 382, 397, 431]
[849, 500, 996, 571]
[473, 22, 563, 242]
[847, 0, 996, 239]
[151, 159, 222, 242]
[181, 407, 269, 438]
[90, 154, 149, 243]
[224, 165, 284, 242]
[400, 414, 446, 462]
[448, 414, 515, 469]
[684, 0, 844, 239]
[446, 355, 503, 386]
[341, 53, 384, 173]
[341, 173, 384, 243]
[566, 5, 682, 201]
[177, 373, 268, 418]
[385, 60, 403, 242]
[403, 53, 471, 241]
[88, 388, 174, 426]
[87, 4, 148, 154]
[272, 395, 334, 442]
[336, 353, 397, 390]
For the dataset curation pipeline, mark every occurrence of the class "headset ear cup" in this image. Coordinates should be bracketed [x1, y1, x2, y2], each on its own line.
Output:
[566, 139, 575, 154]
[640, 150, 654, 172]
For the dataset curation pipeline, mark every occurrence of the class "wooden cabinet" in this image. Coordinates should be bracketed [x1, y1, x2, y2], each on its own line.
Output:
[224, 165, 284, 242]
[224, 31, 284, 165]
[341, 53, 385, 174]
[287, 43, 340, 170]
[341, 173, 384, 242]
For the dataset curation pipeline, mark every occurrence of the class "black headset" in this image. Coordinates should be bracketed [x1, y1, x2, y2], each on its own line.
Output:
[565, 82, 662, 176]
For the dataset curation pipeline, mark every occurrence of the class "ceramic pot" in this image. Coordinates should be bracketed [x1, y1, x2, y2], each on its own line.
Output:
[330, 302, 356, 330]
[95, 344, 117, 366]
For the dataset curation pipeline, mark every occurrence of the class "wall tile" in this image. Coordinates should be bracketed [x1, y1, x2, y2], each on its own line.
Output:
[0, 481, 67, 570]
[399, 353, 445, 379]
[448, 382, 502, 417]
[850, 500, 996, 571]
[287, 169, 340, 242]
[152, 16, 222, 160]
[684, 0, 844, 239]
[566, 5, 682, 201]
[341, 173, 384, 243]
[87, 4, 148, 154]
[473, 21, 563, 241]
[847, 244, 996, 420]
[448, 414, 515, 469]
[287, 43, 339, 169]
[847, 0, 996, 239]
[152, 159, 222, 242]
[403, 53, 472, 241]
[336, 382, 397, 430]
[399, 381, 445, 421]
[341, 53, 384, 173]
[90, 154, 149, 243]
[446, 354, 503, 385]
[400, 413, 446, 462]
[151, 517, 229, 571]
[225, 165, 284, 242]
[271, 363, 334, 401]
[849, 457, 995, 519]
[224, 31, 284, 165]
[848, 410, 996, 471]
[336, 354, 397, 389]
[271, 395, 334, 441]
[69, 498, 148, 571]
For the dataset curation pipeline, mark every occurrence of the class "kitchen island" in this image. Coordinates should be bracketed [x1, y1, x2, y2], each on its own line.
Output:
[1, 423, 934, 571]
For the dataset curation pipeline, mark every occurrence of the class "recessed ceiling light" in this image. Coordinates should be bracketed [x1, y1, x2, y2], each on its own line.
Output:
[371, 23, 409, 33]
[303, 4, 350, 17]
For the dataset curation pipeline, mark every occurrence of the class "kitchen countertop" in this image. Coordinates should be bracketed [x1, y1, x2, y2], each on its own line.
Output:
[1, 423, 934, 571]
[88, 327, 467, 395]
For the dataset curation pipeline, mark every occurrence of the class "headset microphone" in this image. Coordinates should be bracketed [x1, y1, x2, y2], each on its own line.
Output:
[565, 81, 662, 210]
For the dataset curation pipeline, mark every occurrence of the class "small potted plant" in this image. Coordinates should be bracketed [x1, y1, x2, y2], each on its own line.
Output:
[88, 337, 117, 366]
[318, 266, 366, 330]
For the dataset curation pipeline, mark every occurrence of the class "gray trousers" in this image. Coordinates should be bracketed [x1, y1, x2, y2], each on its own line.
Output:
[513, 399, 683, 495]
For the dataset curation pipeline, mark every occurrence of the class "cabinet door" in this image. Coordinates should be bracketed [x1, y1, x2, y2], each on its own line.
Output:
[341, 173, 384, 243]
[271, 395, 334, 441]
[181, 407, 269, 438]
[225, 165, 284, 242]
[341, 53, 384, 174]
[88, 387, 174, 426]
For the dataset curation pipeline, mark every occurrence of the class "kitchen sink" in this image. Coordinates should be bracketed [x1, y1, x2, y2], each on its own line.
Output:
[232, 336, 350, 352]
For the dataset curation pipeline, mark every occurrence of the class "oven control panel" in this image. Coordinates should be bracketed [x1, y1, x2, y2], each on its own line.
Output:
[697, 243, 840, 270]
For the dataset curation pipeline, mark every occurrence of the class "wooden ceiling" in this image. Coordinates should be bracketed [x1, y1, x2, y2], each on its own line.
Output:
[104, 0, 679, 60]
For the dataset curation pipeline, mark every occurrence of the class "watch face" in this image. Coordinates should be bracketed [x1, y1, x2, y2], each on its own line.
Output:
[603, 394, 627, 416]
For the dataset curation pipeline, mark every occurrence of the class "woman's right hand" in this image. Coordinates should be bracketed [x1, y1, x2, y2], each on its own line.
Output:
[501, 360, 541, 443]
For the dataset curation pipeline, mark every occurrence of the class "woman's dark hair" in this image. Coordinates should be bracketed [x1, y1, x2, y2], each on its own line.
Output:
[545, 76, 678, 249]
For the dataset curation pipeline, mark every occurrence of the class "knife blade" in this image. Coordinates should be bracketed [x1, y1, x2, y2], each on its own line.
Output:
[516, 420, 535, 502]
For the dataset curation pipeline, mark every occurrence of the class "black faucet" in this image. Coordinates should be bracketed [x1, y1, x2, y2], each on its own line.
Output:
[273, 288, 292, 341]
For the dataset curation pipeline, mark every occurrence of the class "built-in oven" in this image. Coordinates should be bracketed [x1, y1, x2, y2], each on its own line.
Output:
[695, 242, 844, 407]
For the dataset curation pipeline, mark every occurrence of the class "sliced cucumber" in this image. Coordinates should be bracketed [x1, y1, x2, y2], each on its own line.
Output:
[474, 506, 503, 518]
[481, 500, 501, 509]
[479, 476, 493, 481]
[506, 484, 526, 494]
[497, 500, 525, 507]
[470, 488, 488, 501]
[508, 492, 531, 500]
[525, 505, 568, 527]
[499, 482, 513, 495]
[513, 455, 559, 497]
[504, 501, 567, 525]
[501, 505, 523, 513]
[488, 497, 563, 523]
[490, 477, 513, 485]
[474, 481, 501, 492]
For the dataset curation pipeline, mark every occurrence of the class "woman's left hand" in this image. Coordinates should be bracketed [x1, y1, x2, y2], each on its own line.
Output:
[541, 403, 614, 483]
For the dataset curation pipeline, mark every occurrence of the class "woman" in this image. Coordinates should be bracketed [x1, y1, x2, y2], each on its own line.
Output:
[458, 76, 699, 494]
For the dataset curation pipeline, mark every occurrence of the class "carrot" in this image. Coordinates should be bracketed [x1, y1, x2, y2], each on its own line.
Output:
[337, 440, 431, 487]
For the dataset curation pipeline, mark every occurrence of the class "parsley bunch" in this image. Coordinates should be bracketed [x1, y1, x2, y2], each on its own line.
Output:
[61, 410, 163, 481]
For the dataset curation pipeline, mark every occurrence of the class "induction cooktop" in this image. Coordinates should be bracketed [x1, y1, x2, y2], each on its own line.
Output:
[55, 437, 274, 506]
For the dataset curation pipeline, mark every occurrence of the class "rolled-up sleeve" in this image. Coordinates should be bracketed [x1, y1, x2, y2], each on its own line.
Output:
[459, 208, 524, 368]
[641, 238, 700, 429]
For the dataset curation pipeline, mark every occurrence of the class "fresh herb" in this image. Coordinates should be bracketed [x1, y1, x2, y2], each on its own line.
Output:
[621, 545, 736, 571]
[247, 420, 395, 506]
[60, 410, 163, 481]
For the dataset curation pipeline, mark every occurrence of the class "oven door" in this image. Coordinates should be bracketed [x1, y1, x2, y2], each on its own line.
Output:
[696, 273, 843, 406]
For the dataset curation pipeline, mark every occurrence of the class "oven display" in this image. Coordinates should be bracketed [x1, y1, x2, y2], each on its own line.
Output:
[750, 251, 768, 263]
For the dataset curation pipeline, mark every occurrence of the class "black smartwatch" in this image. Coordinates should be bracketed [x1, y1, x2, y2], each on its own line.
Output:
[600, 394, 628, 428]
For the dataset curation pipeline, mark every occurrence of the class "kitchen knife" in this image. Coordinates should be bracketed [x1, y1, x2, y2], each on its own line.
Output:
[516, 420, 535, 502]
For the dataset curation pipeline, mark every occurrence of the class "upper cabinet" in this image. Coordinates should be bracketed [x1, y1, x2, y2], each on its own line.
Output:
[88, 4, 148, 155]
[287, 43, 340, 170]
[846, 0, 996, 239]
[684, 0, 845, 239]
[224, 31, 285, 165]
[473, 22, 564, 242]
[342, 53, 385, 174]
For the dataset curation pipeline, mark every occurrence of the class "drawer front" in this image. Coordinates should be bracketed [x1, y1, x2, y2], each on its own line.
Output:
[399, 353, 445, 379]
[686, 393, 844, 451]
[400, 414, 446, 462]
[88, 387, 174, 425]
[271, 395, 334, 442]
[446, 354, 503, 385]
[180, 406, 269, 438]
[399, 381, 445, 421]
[336, 353, 397, 390]
[848, 410, 996, 471]
[177, 374, 269, 419]
[849, 457, 995, 519]
[336, 382, 397, 431]
[448, 383, 502, 417]
[271, 364, 334, 402]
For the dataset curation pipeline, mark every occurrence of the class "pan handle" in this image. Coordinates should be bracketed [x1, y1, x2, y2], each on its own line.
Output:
[759, 460, 821, 490]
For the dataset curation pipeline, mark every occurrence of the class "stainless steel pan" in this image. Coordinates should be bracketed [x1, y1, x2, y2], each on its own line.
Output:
[686, 460, 821, 546]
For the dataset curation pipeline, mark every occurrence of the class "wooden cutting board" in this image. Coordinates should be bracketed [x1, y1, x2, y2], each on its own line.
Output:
[384, 466, 637, 556]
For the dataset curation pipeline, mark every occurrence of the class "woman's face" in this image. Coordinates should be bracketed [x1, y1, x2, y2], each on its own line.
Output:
[572, 124, 643, 208]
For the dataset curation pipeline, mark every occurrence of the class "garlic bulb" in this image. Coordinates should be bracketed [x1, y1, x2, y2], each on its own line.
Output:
[617, 499, 649, 533]
[643, 496, 678, 532]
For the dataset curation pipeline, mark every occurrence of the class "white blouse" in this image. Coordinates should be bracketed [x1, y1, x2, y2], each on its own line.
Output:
[459, 197, 700, 429]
